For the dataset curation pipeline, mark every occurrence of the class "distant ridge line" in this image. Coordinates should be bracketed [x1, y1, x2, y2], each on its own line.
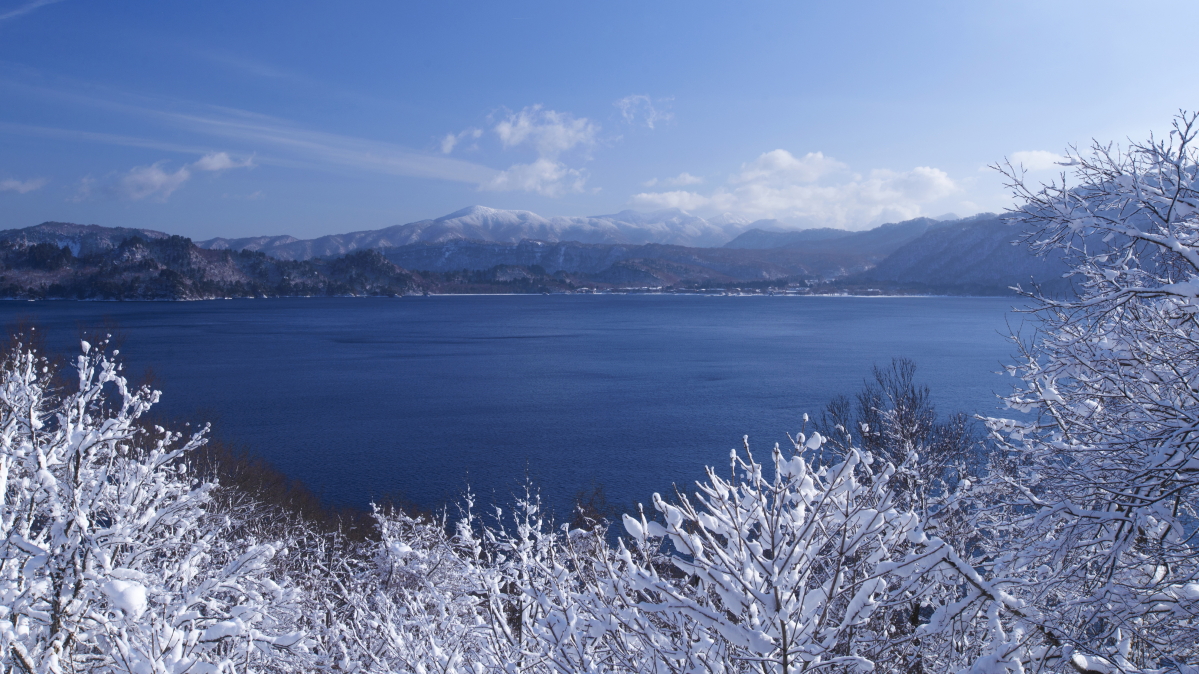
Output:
[187, 205, 998, 262]
[0, 210, 1073, 296]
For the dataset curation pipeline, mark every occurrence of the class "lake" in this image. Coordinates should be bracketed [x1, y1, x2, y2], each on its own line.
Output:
[0, 295, 1027, 517]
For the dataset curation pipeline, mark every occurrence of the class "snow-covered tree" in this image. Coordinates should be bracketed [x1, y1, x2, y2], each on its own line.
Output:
[626, 443, 901, 671]
[303, 488, 588, 674]
[818, 358, 978, 517]
[302, 505, 487, 674]
[0, 337, 303, 674]
[956, 113, 1199, 672]
[584, 437, 974, 674]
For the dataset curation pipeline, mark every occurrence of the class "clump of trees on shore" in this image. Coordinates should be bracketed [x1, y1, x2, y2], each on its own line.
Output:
[1, 116, 1199, 673]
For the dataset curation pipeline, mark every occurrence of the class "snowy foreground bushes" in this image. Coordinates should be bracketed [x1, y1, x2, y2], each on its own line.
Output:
[4, 117, 1199, 673]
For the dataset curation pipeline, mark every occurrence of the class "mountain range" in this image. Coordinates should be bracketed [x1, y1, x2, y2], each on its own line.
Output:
[0, 207, 1072, 297]
[197, 206, 758, 259]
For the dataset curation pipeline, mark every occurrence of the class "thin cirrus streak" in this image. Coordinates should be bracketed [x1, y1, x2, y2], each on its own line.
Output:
[162, 110, 499, 184]
[0, 121, 223, 157]
[0, 0, 65, 22]
[0, 121, 340, 179]
[0, 81, 500, 184]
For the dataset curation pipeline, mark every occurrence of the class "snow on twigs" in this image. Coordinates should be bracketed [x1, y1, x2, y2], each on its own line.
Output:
[0, 339, 304, 674]
[6, 110, 1199, 671]
[961, 112, 1199, 672]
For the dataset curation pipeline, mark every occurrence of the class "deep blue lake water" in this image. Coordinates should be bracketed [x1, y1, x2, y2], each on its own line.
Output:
[0, 296, 1027, 516]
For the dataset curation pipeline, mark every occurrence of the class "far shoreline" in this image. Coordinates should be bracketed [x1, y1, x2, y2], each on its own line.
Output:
[0, 292, 1023, 302]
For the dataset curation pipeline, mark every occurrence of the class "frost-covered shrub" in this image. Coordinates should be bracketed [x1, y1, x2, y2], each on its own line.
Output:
[301, 504, 490, 673]
[615, 442, 947, 673]
[297, 438, 966, 674]
[506, 437, 987, 674]
[0, 338, 303, 674]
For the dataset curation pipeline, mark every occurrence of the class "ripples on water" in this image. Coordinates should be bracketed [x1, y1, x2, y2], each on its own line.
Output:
[0, 295, 1027, 516]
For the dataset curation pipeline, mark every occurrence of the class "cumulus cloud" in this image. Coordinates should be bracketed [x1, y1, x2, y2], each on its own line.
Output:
[480, 158, 586, 197]
[631, 149, 958, 230]
[192, 151, 255, 171]
[1008, 150, 1068, 171]
[615, 95, 673, 129]
[493, 105, 598, 159]
[477, 105, 599, 196]
[440, 128, 483, 154]
[0, 177, 49, 194]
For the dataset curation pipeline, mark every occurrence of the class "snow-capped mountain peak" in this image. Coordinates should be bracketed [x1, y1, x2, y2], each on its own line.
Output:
[196, 206, 762, 260]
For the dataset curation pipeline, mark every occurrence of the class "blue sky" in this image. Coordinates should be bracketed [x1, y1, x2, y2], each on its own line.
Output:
[1, 0, 1197, 239]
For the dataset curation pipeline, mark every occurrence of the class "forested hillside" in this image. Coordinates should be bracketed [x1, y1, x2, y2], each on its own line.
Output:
[842, 214, 1073, 295]
[0, 235, 423, 299]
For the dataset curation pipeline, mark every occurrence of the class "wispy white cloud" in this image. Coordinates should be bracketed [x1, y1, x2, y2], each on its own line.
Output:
[631, 149, 958, 230]
[88, 152, 257, 202]
[481, 158, 587, 197]
[0, 0, 65, 22]
[0, 177, 48, 193]
[119, 162, 191, 201]
[1008, 150, 1068, 171]
[69, 176, 94, 202]
[0, 121, 226, 156]
[0, 83, 500, 184]
[440, 127, 482, 154]
[195, 51, 303, 81]
[163, 108, 499, 183]
[492, 105, 599, 159]
[3, 79, 625, 196]
[193, 151, 254, 171]
[615, 95, 673, 129]
[642, 172, 704, 188]
[474, 105, 600, 196]
[631, 189, 711, 211]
